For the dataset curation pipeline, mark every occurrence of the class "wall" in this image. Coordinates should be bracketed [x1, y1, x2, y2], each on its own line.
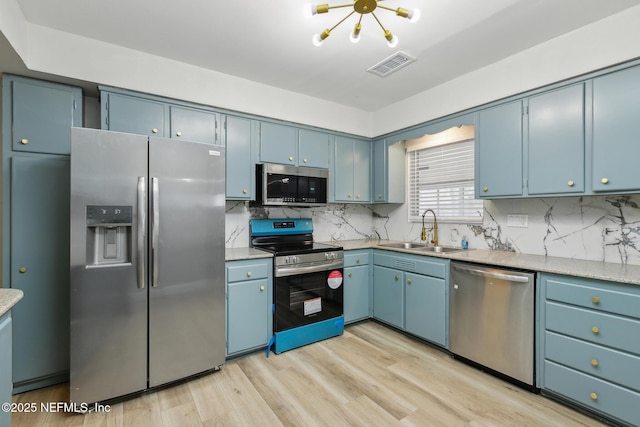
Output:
[225, 202, 376, 248]
[226, 195, 640, 266]
[373, 195, 640, 266]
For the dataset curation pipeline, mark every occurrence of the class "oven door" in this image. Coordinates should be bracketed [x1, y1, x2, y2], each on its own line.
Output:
[274, 261, 344, 332]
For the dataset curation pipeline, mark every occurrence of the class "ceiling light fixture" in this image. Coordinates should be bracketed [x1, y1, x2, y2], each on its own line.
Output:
[308, 0, 420, 47]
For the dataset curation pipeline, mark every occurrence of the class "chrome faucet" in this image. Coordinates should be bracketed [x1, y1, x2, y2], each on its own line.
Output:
[421, 209, 439, 246]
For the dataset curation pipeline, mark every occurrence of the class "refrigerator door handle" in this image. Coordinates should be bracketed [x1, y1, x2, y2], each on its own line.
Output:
[152, 177, 160, 288]
[137, 176, 146, 289]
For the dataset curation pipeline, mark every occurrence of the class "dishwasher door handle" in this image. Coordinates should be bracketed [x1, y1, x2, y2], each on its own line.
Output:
[452, 264, 530, 283]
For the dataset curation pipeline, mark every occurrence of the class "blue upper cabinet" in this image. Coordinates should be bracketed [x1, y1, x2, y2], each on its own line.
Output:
[224, 115, 257, 200]
[100, 87, 221, 145]
[476, 100, 524, 198]
[259, 121, 297, 165]
[102, 91, 168, 137]
[6, 75, 82, 155]
[259, 122, 331, 168]
[298, 129, 330, 168]
[592, 65, 640, 193]
[333, 136, 371, 203]
[169, 106, 219, 145]
[372, 139, 405, 203]
[527, 83, 585, 195]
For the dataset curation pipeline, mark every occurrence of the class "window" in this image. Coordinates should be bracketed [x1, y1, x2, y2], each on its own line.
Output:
[407, 137, 483, 223]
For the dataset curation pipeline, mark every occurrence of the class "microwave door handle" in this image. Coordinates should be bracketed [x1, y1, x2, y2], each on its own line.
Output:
[137, 177, 146, 289]
[151, 177, 160, 288]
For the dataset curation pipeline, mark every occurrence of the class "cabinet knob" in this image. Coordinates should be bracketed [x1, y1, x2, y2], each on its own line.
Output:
[592, 296, 599, 304]
[348, 194, 352, 199]
[303, 158, 308, 163]
[348, 272, 352, 278]
[601, 178, 609, 184]
[591, 359, 599, 367]
[356, 259, 360, 264]
[407, 278, 412, 285]
[591, 326, 599, 334]
[247, 272, 252, 277]
[242, 189, 248, 194]
[20, 138, 28, 145]
[152, 128, 158, 134]
[567, 180, 575, 187]
[377, 194, 382, 199]
[260, 285, 265, 292]
[356, 194, 361, 199]
[176, 131, 182, 137]
[394, 275, 399, 281]
[590, 392, 598, 401]
[482, 186, 488, 192]
[19, 267, 27, 273]
[289, 156, 293, 161]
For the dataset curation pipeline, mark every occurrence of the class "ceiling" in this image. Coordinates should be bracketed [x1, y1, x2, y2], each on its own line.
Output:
[3, 0, 640, 111]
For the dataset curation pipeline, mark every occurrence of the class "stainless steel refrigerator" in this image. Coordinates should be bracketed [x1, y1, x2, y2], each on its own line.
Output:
[70, 128, 225, 404]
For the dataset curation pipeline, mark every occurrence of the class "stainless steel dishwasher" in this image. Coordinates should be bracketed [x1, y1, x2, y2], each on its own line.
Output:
[449, 261, 536, 389]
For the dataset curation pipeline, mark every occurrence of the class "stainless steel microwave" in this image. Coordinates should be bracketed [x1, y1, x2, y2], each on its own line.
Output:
[255, 163, 328, 207]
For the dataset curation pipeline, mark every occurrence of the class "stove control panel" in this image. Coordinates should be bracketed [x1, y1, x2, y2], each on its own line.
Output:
[324, 252, 339, 260]
[273, 221, 295, 229]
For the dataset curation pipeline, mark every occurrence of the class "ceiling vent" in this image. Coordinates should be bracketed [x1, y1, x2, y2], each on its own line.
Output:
[367, 51, 416, 77]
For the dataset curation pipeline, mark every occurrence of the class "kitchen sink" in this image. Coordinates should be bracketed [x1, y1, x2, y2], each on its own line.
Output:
[379, 242, 431, 249]
[420, 245, 465, 253]
[378, 242, 465, 253]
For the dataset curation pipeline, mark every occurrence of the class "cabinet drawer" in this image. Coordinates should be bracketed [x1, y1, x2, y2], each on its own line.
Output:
[546, 276, 640, 319]
[373, 252, 447, 278]
[546, 301, 640, 354]
[545, 331, 640, 392]
[544, 361, 640, 426]
[344, 251, 370, 267]
[227, 262, 270, 283]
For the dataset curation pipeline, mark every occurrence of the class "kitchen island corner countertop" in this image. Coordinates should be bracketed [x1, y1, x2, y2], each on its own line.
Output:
[325, 239, 640, 287]
[0, 288, 24, 317]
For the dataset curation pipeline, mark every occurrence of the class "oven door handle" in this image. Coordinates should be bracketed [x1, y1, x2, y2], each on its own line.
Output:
[275, 260, 344, 277]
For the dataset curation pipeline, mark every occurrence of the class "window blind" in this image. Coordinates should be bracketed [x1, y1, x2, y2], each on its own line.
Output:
[408, 139, 483, 223]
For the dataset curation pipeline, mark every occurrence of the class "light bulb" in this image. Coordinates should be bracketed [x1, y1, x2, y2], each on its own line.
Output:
[408, 8, 421, 23]
[312, 34, 324, 46]
[304, 4, 314, 18]
[350, 23, 361, 43]
[387, 34, 398, 48]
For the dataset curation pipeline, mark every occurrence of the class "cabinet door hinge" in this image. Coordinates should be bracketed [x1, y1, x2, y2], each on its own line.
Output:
[73, 100, 77, 110]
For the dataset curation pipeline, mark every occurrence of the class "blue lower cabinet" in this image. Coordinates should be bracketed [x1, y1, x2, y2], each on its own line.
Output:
[405, 273, 446, 347]
[10, 156, 70, 392]
[372, 265, 404, 329]
[225, 259, 273, 357]
[544, 361, 639, 426]
[344, 250, 371, 324]
[539, 273, 640, 426]
[373, 250, 449, 348]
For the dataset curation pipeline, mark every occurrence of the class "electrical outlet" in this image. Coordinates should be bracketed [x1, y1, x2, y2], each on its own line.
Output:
[507, 214, 528, 228]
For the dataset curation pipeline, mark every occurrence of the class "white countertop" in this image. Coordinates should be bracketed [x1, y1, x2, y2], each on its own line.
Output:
[225, 239, 640, 286]
[330, 239, 640, 286]
[225, 247, 273, 262]
[0, 288, 24, 317]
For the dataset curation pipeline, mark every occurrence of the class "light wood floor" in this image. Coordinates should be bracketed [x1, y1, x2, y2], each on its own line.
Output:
[12, 321, 607, 427]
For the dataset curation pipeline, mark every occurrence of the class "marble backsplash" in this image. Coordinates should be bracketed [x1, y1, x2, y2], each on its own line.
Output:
[225, 194, 640, 265]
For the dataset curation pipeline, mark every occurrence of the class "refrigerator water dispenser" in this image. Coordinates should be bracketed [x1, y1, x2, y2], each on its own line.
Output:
[86, 205, 133, 266]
